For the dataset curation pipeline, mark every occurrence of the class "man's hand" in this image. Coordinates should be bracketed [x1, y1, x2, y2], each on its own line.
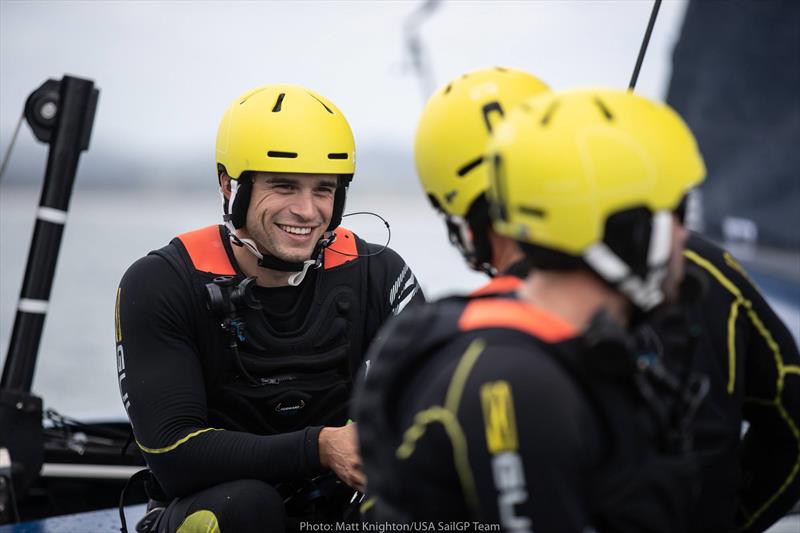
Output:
[319, 424, 366, 491]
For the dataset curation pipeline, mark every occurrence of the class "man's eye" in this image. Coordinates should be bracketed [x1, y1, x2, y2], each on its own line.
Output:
[274, 183, 294, 191]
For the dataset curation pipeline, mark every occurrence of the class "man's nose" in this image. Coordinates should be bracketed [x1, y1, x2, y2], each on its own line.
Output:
[289, 189, 316, 220]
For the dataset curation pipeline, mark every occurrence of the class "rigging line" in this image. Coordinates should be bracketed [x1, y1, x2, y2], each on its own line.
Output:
[629, 0, 663, 91]
[0, 112, 25, 183]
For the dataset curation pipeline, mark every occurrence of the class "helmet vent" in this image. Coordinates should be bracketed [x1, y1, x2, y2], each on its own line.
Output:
[593, 97, 614, 121]
[328, 153, 349, 160]
[495, 66, 508, 72]
[267, 151, 298, 159]
[482, 102, 505, 133]
[457, 156, 484, 177]
[272, 93, 286, 112]
[443, 83, 453, 95]
[518, 205, 546, 218]
[540, 101, 559, 126]
[427, 193, 443, 211]
[307, 92, 334, 114]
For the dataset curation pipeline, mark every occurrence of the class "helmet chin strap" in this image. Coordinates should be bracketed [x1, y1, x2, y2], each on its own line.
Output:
[223, 179, 265, 261]
[582, 210, 673, 311]
[223, 179, 335, 287]
[445, 215, 497, 277]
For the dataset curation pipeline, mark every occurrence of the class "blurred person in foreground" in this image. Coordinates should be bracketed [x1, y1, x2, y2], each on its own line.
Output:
[115, 85, 423, 532]
[404, 67, 800, 532]
[357, 88, 709, 531]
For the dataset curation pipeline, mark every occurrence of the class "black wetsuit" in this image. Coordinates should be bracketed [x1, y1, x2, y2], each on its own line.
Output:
[115, 225, 423, 532]
[356, 287, 699, 532]
[679, 233, 800, 532]
[381, 233, 799, 532]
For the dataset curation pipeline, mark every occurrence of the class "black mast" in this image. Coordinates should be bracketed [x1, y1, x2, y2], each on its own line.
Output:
[0, 74, 99, 506]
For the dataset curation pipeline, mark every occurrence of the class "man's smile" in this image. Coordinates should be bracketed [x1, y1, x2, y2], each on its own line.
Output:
[276, 223, 315, 236]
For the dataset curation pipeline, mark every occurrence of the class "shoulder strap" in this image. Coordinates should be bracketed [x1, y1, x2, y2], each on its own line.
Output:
[458, 297, 576, 343]
[176, 225, 236, 275]
[469, 275, 523, 297]
[324, 227, 358, 270]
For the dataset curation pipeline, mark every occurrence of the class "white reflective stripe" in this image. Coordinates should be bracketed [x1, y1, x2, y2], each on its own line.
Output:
[40, 463, 143, 480]
[401, 272, 416, 294]
[647, 211, 672, 267]
[393, 285, 419, 316]
[583, 243, 629, 282]
[389, 265, 410, 305]
[19, 298, 49, 314]
[37, 207, 68, 224]
[0, 448, 10, 469]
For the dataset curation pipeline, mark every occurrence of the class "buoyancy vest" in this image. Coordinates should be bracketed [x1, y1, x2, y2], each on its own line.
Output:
[154, 225, 368, 435]
[357, 293, 697, 531]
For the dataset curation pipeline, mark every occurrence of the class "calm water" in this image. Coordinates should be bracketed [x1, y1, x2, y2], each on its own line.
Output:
[1, 186, 798, 420]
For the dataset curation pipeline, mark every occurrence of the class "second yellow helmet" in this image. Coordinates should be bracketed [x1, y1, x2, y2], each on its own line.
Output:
[414, 67, 550, 218]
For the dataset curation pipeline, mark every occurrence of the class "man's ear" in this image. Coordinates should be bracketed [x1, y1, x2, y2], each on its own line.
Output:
[220, 171, 232, 200]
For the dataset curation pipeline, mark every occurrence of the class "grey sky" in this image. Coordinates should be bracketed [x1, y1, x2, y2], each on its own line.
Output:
[1, 0, 687, 178]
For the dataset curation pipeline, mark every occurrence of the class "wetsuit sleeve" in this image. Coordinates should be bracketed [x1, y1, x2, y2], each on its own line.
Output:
[116, 253, 324, 498]
[727, 259, 800, 532]
[458, 344, 596, 532]
[362, 244, 425, 357]
[367, 243, 425, 317]
[685, 237, 800, 532]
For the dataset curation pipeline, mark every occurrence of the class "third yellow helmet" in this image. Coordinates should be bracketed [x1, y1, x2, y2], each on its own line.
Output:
[487, 88, 706, 310]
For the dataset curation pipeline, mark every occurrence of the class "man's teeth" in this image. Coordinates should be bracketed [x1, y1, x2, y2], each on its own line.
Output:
[279, 224, 312, 235]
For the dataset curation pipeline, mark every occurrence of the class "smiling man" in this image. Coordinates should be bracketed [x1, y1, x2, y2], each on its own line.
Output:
[115, 85, 423, 532]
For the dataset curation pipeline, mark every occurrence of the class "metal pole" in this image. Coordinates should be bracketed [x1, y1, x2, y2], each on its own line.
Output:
[1, 75, 99, 392]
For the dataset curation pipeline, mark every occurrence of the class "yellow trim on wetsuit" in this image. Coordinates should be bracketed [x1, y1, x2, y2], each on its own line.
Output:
[724, 251, 753, 284]
[683, 248, 800, 531]
[115, 288, 122, 343]
[360, 496, 376, 514]
[137, 428, 222, 454]
[176, 510, 220, 533]
[396, 406, 479, 513]
[726, 300, 741, 394]
[395, 338, 486, 516]
[685, 249, 747, 393]
[445, 339, 487, 413]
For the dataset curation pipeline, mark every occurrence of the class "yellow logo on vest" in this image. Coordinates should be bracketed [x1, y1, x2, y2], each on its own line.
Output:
[480, 380, 519, 454]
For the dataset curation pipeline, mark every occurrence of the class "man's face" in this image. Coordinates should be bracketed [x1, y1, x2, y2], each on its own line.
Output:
[662, 215, 689, 303]
[242, 172, 337, 263]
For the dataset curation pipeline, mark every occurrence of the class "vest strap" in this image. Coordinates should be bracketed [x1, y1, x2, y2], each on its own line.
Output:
[458, 298, 576, 343]
[469, 275, 523, 298]
[324, 228, 358, 270]
[177, 225, 236, 275]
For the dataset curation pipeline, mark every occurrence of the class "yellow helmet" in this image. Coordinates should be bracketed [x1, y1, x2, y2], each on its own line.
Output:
[217, 84, 355, 179]
[216, 84, 355, 231]
[415, 67, 550, 218]
[414, 67, 550, 273]
[487, 88, 706, 310]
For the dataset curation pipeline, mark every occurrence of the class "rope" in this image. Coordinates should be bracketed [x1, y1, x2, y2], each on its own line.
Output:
[0, 112, 25, 183]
